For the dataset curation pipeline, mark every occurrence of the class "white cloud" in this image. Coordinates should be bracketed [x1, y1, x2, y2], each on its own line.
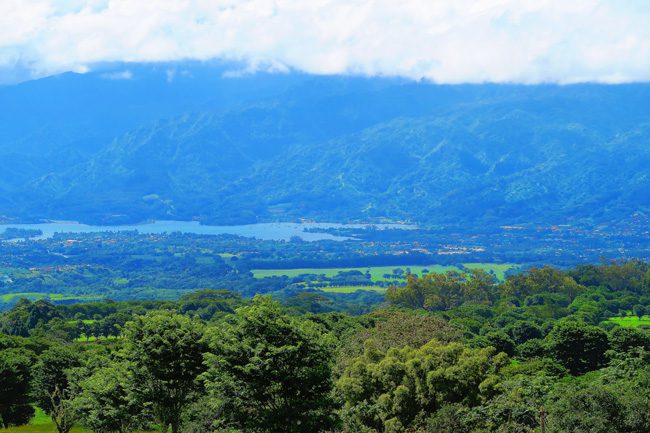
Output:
[1, 0, 649, 83]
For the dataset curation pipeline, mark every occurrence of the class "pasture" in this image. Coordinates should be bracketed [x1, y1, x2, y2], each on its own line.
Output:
[0, 292, 101, 303]
[3, 409, 89, 433]
[251, 263, 519, 282]
[318, 285, 387, 293]
[606, 315, 650, 328]
[2, 408, 155, 433]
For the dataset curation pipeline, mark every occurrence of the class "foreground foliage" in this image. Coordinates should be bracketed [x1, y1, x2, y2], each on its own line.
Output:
[0, 261, 649, 432]
[204, 298, 336, 432]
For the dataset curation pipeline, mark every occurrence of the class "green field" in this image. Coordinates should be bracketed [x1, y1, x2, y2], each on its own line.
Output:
[252, 263, 519, 282]
[2, 408, 154, 433]
[606, 315, 650, 327]
[3, 408, 90, 433]
[0, 292, 101, 303]
[318, 285, 387, 293]
[252, 265, 459, 281]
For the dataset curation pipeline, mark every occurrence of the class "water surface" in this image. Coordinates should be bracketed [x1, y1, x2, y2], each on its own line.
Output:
[0, 220, 416, 242]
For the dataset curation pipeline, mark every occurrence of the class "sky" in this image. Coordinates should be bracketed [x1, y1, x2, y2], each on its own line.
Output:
[1, 0, 650, 84]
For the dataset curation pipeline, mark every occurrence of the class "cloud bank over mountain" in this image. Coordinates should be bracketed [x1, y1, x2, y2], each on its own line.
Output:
[1, 0, 650, 83]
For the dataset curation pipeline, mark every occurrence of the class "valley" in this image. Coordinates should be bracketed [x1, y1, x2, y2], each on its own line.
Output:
[2, 3, 650, 432]
[0, 218, 646, 311]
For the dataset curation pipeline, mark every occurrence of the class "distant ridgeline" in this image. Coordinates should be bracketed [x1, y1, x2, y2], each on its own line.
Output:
[1, 61, 650, 229]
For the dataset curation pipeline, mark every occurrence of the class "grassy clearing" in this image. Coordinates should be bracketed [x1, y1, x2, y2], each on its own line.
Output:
[318, 285, 387, 293]
[251, 265, 460, 281]
[252, 263, 519, 282]
[2, 408, 153, 433]
[3, 408, 89, 433]
[0, 292, 101, 303]
[252, 268, 343, 279]
[4, 423, 139, 433]
[606, 315, 650, 328]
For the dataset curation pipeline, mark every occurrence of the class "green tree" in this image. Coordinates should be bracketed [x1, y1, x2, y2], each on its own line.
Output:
[468, 372, 557, 433]
[477, 330, 516, 356]
[547, 384, 625, 433]
[122, 310, 207, 433]
[337, 310, 461, 372]
[0, 299, 61, 337]
[517, 338, 548, 359]
[73, 363, 146, 433]
[32, 345, 81, 433]
[425, 404, 474, 433]
[609, 327, 650, 353]
[0, 348, 34, 427]
[464, 269, 498, 304]
[502, 267, 584, 301]
[205, 296, 336, 433]
[507, 321, 543, 345]
[633, 304, 646, 319]
[337, 339, 508, 432]
[546, 321, 609, 375]
[386, 271, 471, 311]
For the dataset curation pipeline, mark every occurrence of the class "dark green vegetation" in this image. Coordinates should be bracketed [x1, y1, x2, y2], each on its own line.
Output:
[2, 63, 650, 234]
[1, 260, 650, 432]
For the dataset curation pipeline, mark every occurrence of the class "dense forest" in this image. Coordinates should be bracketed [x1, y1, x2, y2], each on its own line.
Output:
[1, 260, 649, 433]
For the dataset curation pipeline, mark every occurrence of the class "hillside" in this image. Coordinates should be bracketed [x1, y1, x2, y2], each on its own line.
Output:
[2, 65, 650, 227]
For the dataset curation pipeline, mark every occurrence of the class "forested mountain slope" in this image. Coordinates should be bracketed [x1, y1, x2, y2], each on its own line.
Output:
[2, 64, 650, 227]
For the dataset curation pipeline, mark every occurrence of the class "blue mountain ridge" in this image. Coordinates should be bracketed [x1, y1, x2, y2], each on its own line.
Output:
[1, 62, 649, 228]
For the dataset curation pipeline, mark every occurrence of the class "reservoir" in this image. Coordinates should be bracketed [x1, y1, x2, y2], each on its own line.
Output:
[0, 220, 416, 242]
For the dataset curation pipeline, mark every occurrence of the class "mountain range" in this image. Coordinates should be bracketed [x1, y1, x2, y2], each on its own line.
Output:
[2, 62, 650, 228]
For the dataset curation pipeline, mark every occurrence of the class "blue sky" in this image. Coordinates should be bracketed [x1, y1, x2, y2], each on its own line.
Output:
[1, 0, 649, 83]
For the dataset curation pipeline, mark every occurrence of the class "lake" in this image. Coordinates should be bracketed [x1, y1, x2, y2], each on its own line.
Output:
[0, 220, 416, 242]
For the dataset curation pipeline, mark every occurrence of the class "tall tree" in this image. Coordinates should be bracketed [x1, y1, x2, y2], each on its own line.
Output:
[337, 339, 508, 432]
[609, 327, 650, 353]
[633, 304, 646, 319]
[546, 321, 609, 375]
[73, 363, 146, 433]
[548, 384, 626, 433]
[32, 345, 81, 433]
[205, 296, 337, 433]
[0, 299, 60, 337]
[122, 310, 207, 433]
[0, 348, 34, 427]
